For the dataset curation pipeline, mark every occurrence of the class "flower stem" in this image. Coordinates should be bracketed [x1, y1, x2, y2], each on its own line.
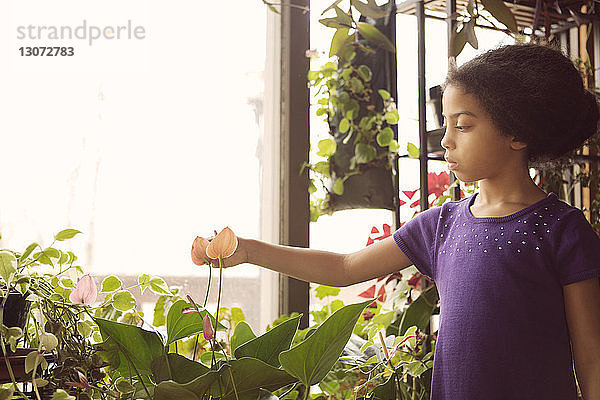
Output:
[211, 256, 224, 369]
[203, 260, 213, 308]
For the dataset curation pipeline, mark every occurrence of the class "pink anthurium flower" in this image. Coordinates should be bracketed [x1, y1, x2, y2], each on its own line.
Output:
[205, 227, 238, 259]
[202, 313, 214, 341]
[69, 274, 97, 305]
[191, 236, 211, 266]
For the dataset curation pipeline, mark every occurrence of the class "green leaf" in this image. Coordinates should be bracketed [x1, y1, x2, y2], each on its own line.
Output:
[166, 299, 225, 345]
[313, 161, 330, 178]
[407, 142, 420, 159]
[351, 0, 388, 18]
[154, 358, 297, 400]
[149, 277, 171, 295]
[316, 107, 327, 117]
[234, 315, 300, 367]
[334, 6, 353, 27]
[0, 251, 17, 285]
[355, 143, 376, 164]
[101, 275, 122, 293]
[333, 179, 344, 195]
[330, 27, 350, 57]
[378, 89, 391, 100]
[322, 0, 344, 15]
[94, 317, 164, 375]
[279, 299, 372, 386]
[199, 351, 227, 367]
[77, 321, 92, 338]
[479, 0, 519, 33]
[59, 278, 75, 289]
[319, 17, 345, 29]
[151, 353, 209, 384]
[153, 295, 167, 326]
[314, 285, 341, 300]
[112, 291, 136, 312]
[339, 118, 350, 133]
[316, 138, 337, 157]
[406, 359, 429, 377]
[231, 307, 245, 327]
[450, 23, 467, 58]
[389, 139, 400, 152]
[54, 229, 82, 241]
[384, 109, 399, 124]
[356, 22, 395, 53]
[20, 243, 39, 262]
[138, 274, 151, 295]
[377, 127, 394, 147]
[464, 19, 478, 49]
[230, 321, 256, 354]
[115, 380, 136, 394]
[51, 389, 75, 400]
[387, 286, 439, 337]
[369, 374, 397, 399]
[357, 65, 372, 82]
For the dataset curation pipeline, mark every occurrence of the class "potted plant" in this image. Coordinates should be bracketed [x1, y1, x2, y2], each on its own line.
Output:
[300, 0, 400, 222]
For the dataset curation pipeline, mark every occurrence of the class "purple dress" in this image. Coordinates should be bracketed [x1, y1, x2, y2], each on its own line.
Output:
[393, 192, 600, 399]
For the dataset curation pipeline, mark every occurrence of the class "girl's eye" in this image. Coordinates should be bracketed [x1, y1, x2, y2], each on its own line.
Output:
[442, 125, 467, 131]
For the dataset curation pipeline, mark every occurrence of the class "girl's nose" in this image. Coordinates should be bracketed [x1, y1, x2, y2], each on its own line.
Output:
[440, 127, 454, 150]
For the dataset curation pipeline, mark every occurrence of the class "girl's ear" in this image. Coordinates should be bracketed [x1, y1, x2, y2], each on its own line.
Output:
[510, 136, 528, 151]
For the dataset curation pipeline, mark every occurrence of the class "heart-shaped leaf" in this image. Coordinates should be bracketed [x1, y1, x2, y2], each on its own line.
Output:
[234, 315, 300, 367]
[151, 353, 209, 384]
[230, 321, 256, 354]
[166, 299, 225, 345]
[279, 299, 372, 386]
[154, 358, 297, 400]
[94, 317, 164, 375]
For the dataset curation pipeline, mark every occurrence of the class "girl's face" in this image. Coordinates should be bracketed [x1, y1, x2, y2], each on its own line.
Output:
[440, 85, 526, 183]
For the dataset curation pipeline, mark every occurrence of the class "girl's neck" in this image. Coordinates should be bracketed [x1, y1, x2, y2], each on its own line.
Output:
[475, 174, 547, 208]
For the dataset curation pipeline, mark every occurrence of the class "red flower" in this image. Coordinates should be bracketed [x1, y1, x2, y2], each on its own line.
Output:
[428, 172, 449, 198]
[376, 285, 386, 302]
[402, 190, 418, 200]
[407, 273, 422, 289]
[400, 199, 406, 206]
[410, 199, 420, 208]
[358, 285, 376, 298]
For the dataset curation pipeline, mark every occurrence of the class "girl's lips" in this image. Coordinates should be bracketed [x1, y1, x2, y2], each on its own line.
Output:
[447, 161, 458, 170]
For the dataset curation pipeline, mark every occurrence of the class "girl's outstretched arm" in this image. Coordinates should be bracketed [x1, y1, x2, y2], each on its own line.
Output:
[563, 277, 600, 399]
[233, 236, 413, 287]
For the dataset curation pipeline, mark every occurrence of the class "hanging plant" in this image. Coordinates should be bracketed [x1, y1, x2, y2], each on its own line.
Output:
[302, 1, 399, 222]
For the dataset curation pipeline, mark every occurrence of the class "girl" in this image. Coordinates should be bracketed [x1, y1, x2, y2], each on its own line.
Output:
[197, 43, 600, 399]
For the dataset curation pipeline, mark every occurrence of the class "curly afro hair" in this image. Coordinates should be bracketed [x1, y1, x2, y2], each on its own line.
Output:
[441, 42, 600, 170]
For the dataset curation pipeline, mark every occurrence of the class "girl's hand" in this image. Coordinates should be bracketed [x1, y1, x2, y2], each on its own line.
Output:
[191, 231, 248, 268]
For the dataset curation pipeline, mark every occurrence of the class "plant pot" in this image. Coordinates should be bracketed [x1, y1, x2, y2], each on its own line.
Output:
[0, 348, 55, 384]
[2, 293, 31, 330]
[326, 8, 397, 212]
[329, 157, 395, 212]
[1, 293, 31, 354]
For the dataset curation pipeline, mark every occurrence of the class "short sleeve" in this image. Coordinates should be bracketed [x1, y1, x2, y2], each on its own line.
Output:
[553, 209, 600, 286]
[393, 206, 441, 280]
